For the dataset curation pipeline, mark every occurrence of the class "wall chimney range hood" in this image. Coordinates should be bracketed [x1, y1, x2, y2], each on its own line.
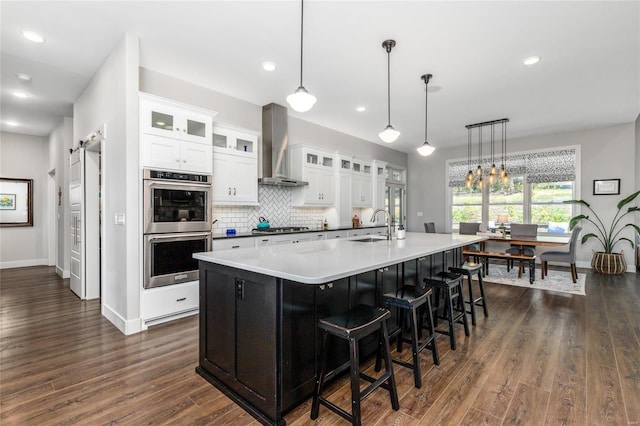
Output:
[259, 103, 308, 187]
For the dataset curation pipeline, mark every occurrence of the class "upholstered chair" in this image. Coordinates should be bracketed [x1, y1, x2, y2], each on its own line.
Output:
[505, 224, 538, 271]
[540, 226, 582, 283]
[424, 222, 436, 233]
[458, 222, 481, 252]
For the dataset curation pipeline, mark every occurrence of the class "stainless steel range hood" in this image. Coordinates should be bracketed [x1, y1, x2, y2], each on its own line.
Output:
[259, 103, 308, 187]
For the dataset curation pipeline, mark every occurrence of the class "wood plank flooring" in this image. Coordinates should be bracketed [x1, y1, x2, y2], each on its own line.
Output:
[1, 266, 638, 425]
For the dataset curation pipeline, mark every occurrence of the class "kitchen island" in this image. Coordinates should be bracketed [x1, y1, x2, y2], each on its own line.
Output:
[194, 232, 485, 425]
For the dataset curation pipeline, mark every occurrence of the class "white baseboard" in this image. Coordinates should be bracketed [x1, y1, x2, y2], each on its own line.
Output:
[56, 266, 70, 278]
[0, 258, 48, 269]
[101, 303, 143, 335]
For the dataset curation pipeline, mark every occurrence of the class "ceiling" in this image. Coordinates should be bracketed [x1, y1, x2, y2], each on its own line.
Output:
[1, 1, 639, 154]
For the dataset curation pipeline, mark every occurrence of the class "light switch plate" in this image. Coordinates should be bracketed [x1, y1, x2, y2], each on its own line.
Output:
[417, 212, 423, 217]
[114, 213, 125, 225]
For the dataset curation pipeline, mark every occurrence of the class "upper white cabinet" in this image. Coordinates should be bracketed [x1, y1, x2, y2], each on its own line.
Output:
[372, 160, 387, 211]
[290, 146, 335, 206]
[139, 94, 215, 174]
[212, 124, 259, 205]
[213, 125, 257, 158]
[352, 159, 373, 207]
[140, 96, 212, 144]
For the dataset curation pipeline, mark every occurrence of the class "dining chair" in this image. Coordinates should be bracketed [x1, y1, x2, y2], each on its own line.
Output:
[540, 226, 582, 283]
[505, 224, 538, 272]
[424, 222, 436, 233]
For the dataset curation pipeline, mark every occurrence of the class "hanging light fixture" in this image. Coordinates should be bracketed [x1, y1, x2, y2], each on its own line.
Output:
[500, 120, 509, 184]
[465, 128, 474, 188]
[286, 0, 316, 112]
[488, 123, 498, 185]
[379, 39, 400, 143]
[465, 118, 510, 188]
[417, 74, 435, 156]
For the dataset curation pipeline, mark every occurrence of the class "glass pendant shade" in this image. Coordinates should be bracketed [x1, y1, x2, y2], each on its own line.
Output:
[287, 86, 316, 112]
[477, 176, 484, 189]
[476, 165, 482, 176]
[417, 141, 435, 156]
[379, 125, 400, 143]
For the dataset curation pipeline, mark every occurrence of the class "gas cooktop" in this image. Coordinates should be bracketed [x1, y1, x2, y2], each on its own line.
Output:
[251, 226, 310, 234]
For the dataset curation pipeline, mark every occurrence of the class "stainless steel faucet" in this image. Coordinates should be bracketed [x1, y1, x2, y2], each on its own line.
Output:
[371, 208, 391, 240]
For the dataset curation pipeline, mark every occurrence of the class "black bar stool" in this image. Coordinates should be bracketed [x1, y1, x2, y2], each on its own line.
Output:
[311, 304, 399, 426]
[375, 287, 439, 388]
[449, 261, 489, 326]
[424, 272, 469, 350]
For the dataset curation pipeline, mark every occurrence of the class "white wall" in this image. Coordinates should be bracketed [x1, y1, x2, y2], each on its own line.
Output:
[0, 132, 49, 268]
[48, 117, 73, 277]
[408, 123, 638, 271]
[139, 67, 407, 168]
[73, 34, 140, 334]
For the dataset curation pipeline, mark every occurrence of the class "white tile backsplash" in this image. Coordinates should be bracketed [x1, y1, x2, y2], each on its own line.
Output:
[212, 186, 332, 233]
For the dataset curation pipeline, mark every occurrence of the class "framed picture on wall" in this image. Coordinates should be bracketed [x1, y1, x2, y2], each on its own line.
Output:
[0, 178, 33, 227]
[593, 178, 620, 195]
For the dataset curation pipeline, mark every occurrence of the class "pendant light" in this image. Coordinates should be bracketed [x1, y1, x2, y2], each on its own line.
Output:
[488, 123, 498, 185]
[500, 120, 509, 184]
[417, 74, 435, 156]
[379, 40, 400, 143]
[286, 0, 316, 112]
[465, 128, 474, 188]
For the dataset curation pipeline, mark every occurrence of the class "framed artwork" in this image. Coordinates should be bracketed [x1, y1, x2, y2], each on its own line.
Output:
[0, 178, 33, 227]
[593, 178, 620, 196]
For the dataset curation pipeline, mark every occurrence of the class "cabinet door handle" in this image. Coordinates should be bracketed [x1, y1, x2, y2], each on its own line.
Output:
[232, 245, 240, 249]
[228, 187, 232, 195]
[233, 187, 236, 196]
[176, 297, 186, 302]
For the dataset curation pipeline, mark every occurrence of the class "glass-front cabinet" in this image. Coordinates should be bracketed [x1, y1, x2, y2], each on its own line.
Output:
[140, 95, 212, 144]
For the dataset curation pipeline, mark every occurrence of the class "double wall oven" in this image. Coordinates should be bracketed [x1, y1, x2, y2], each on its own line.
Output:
[143, 169, 212, 289]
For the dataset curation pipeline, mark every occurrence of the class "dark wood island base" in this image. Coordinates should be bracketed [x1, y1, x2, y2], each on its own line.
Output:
[195, 241, 468, 425]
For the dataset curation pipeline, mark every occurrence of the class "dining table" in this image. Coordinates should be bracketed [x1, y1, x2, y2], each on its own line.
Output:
[476, 233, 571, 280]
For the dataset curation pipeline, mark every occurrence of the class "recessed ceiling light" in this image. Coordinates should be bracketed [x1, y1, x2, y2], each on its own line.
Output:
[261, 61, 277, 72]
[6, 121, 19, 127]
[20, 30, 45, 43]
[16, 73, 32, 82]
[523, 56, 541, 66]
[12, 91, 29, 98]
[356, 106, 366, 112]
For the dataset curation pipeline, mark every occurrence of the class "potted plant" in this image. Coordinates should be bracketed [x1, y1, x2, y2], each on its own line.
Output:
[564, 190, 640, 274]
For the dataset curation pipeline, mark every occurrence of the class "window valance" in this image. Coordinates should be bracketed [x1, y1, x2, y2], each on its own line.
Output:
[448, 148, 576, 187]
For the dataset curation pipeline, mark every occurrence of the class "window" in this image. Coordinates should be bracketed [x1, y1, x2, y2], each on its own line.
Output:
[489, 176, 524, 227]
[530, 181, 574, 232]
[452, 185, 482, 231]
[447, 147, 578, 233]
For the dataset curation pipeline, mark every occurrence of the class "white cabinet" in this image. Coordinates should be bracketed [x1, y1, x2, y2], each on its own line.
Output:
[212, 124, 259, 205]
[142, 134, 212, 173]
[337, 155, 353, 227]
[141, 281, 199, 323]
[325, 230, 349, 239]
[139, 94, 215, 173]
[372, 160, 387, 212]
[213, 237, 255, 251]
[290, 146, 335, 206]
[352, 159, 373, 207]
[140, 96, 212, 144]
[255, 232, 325, 246]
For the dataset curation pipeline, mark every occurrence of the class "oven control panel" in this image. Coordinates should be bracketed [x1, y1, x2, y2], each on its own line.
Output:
[145, 169, 211, 183]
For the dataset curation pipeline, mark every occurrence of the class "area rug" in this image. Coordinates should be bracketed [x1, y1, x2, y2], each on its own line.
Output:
[475, 263, 586, 296]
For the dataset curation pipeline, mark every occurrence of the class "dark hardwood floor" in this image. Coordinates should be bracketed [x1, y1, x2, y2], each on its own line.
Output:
[1, 266, 638, 425]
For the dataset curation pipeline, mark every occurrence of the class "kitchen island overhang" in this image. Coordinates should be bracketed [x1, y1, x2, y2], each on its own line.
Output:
[193, 232, 485, 425]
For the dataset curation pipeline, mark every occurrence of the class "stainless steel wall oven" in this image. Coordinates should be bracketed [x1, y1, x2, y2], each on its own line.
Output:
[143, 169, 212, 234]
[144, 232, 211, 289]
[143, 169, 212, 289]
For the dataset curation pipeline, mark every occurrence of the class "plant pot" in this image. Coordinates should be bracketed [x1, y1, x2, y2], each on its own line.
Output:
[591, 251, 627, 274]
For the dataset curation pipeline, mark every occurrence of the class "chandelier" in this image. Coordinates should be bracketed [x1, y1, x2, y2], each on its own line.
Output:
[465, 118, 509, 189]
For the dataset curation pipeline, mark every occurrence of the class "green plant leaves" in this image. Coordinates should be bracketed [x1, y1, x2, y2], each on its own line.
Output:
[617, 190, 640, 210]
[569, 215, 588, 230]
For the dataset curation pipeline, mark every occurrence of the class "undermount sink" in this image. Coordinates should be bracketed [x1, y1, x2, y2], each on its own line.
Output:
[351, 237, 386, 243]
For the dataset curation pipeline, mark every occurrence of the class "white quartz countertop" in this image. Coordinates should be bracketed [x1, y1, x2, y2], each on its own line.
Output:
[194, 232, 486, 284]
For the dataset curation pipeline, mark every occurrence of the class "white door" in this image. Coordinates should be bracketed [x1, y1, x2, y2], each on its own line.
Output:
[70, 209, 82, 297]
